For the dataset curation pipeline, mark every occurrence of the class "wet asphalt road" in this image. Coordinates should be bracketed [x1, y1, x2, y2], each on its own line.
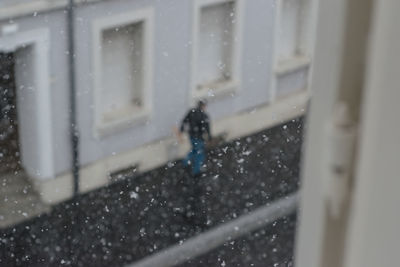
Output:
[0, 117, 303, 267]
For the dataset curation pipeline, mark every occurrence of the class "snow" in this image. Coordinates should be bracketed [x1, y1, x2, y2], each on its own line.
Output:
[0, 118, 303, 266]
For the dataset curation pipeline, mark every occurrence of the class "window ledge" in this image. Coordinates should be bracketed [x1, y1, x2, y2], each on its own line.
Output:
[193, 79, 238, 100]
[275, 56, 311, 76]
[95, 105, 151, 138]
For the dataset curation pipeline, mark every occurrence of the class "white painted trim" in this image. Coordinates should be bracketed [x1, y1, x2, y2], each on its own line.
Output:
[0, 28, 54, 180]
[0, 0, 113, 21]
[274, 55, 311, 76]
[190, 0, 244, 104]
[92, 7, 154, 138]
[270, 0, 283, 102]
[193, 79, 239, 100]
[35, 90, 308, 204]
[129, 193, 298, 267]
[274, 0, 312, 60]
[270, 0, 313, 102]
[0, 1, 66, 21]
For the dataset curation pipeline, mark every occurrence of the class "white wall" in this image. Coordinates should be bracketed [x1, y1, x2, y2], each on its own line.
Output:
[73, 0, 276, 173]
[0, 0, 308, 180]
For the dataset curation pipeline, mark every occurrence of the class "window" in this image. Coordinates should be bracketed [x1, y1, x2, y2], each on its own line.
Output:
[275, 0, 311, 62]
[271, 0, 312, 100]
[192, 0, 242, 100]
[92, 9, 153, 136]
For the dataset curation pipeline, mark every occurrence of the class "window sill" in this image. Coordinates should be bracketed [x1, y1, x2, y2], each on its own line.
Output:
[95, 105, 151, 138]
[274, 55, 311, 76]
[193, 79, 238, 100]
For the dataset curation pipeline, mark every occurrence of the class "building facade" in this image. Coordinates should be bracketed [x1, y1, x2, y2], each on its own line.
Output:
[0, 0, 315, 203]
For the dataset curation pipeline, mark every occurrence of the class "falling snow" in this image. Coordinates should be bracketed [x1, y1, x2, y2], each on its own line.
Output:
[0, 118, 302, 266]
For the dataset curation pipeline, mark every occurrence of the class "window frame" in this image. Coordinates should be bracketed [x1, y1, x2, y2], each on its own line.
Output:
[190, 0, 244, 102]
[270, 0, 312, 101]
[274, 0, 311, 61]
[0, 28, 54, 179]
[92, 8, 154, 137]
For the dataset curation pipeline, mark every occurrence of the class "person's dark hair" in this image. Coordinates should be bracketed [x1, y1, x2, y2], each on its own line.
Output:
[197, 99, 207, 108]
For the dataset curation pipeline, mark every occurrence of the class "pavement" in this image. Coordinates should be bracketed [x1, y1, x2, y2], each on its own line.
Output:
[0, 117, 303, 267]
[0, 172, 50, 229]
[175, 214, 297, 267]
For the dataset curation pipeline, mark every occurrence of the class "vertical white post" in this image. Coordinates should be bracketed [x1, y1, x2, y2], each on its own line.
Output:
[295, 0, 372, 266]
[343, 1, 400, 267]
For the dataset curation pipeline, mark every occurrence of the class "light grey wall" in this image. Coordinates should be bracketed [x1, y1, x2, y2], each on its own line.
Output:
[73, 0, 275, 172]
[3, 0, 276, 176]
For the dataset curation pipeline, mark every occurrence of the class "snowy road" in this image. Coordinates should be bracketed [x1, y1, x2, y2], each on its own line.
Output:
[0, 117, 303, 267]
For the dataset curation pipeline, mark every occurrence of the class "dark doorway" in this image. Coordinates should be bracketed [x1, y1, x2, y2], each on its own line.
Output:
[0, 53, 21, 174]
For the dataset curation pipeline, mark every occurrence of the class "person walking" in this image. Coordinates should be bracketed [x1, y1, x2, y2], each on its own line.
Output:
[178, 100, 211, 227]
[179, 100, 211, 177]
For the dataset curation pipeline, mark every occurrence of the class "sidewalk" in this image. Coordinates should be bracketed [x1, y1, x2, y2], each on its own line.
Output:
[0, 117, 303, 267]
[0, 172, 50, 229]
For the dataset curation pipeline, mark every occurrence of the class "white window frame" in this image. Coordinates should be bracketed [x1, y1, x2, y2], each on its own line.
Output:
[270, 0, 314, 101]
[272, 0, 311, 73]
[0, 28, 55, 179]
[92, 8, 154, 137]
[191, 0, 244, 102]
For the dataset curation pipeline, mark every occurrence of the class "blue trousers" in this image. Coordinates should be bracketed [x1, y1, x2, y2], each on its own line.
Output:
[183, 138, 205, 175]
